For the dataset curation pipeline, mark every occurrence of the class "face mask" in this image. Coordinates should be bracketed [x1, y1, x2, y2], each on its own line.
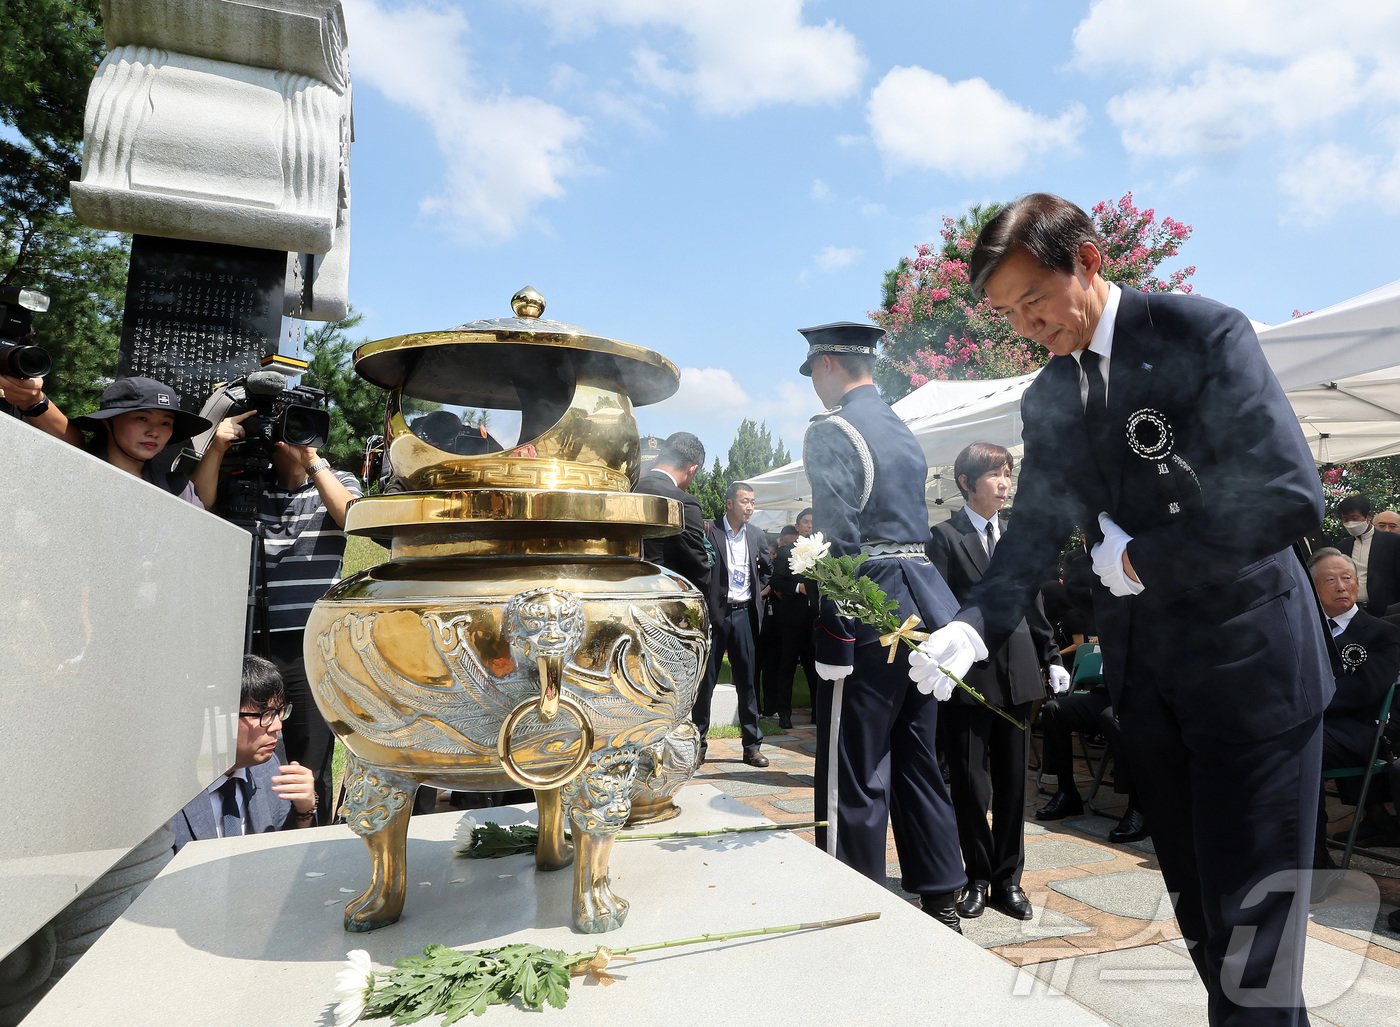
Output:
[1343, 520, 1370, 537]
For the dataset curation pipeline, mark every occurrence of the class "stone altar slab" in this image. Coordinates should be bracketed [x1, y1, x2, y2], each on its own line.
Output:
[0, 418, 249, 960]
[23, 785, 1111, 1026]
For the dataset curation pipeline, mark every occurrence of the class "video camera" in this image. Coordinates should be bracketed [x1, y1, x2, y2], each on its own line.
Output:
[188, 369, 332, 528]
[0, 286, 52, 379]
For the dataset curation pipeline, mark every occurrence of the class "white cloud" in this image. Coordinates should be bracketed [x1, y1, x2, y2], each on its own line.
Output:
[813, 245, 861, 272]
[343, 0, 587, 242]
[866, 66, 1087, 178]
[810, 179, 832, 201]
[529, 0, 866, 116]
[645, 369, 818, 466]
[1278, 144, 1380, 225]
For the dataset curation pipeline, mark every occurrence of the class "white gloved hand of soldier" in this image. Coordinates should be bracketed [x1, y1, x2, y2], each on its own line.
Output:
[1047, 663, 1072, 695]
[1090, 512, 1145, 597]
[908, 621, 988, 699]
[815, 662, 853, 682]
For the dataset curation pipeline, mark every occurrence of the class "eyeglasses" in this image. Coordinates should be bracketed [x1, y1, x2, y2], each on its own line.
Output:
[237, 704, 293, 729]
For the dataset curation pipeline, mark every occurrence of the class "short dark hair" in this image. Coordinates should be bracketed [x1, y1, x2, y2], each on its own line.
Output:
[779, 524, 798, 537]
[657, 431, 705, 469]
[969, 193, 1106, 298]
[953, 442, 1014, 499]
[726, 480, 754, 503]
[829, 352, 876, 379]
[796, 507, 814, 523]
[241, 654, 286, 709]
[1337, 494, 1372, 518]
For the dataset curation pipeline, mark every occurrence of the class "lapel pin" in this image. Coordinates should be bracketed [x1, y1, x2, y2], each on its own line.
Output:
[1140, 362, 1153, 371]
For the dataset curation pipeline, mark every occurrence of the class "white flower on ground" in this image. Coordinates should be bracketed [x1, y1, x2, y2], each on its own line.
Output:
[452, 814, 480, 856]
[788, 531, 831, 576]
[333, 949, 374, 1026]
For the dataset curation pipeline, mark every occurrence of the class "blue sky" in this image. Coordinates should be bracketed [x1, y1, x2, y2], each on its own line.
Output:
[337, 0, 1400, 463]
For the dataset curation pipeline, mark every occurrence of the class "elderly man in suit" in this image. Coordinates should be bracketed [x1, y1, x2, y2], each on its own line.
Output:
[911, 194, 1331, 1024]
[694, 481, 772, 767]
[1335, 495, 1400, 616]
[634, 431, 712, 593]
[172, 656, 317, 852]
[801, 323, 967, 932]
[1309, 548, 1400, 867]
[928, 441, 1068, 922]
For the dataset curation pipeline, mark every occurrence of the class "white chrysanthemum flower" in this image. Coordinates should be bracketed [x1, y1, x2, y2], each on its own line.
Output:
[788, 531, 830, 575]
[333, 949, 373, 1026]
[452, 813, 480, 856]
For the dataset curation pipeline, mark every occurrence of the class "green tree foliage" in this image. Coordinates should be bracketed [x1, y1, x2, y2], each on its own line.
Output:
[300, 311, 389, 472]
[691, 457, 728, 520]
[1, 0, 129, 413]
[688, 420, 790, 519]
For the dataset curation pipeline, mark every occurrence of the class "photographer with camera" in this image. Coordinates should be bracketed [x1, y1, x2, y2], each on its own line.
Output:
[193, 379, 361, 825]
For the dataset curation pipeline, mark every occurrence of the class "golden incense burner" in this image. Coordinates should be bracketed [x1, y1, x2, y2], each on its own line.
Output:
[305, 288, 708, 934]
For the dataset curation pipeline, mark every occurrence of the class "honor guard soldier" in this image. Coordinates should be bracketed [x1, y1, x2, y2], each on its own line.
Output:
[799, 322, 967, 932]
[912, 194, 1331, 1022]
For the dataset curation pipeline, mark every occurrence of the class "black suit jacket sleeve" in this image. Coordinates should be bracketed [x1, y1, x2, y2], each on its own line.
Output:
[674, 494, 712, 591]
[1329, 612, 1400, 717]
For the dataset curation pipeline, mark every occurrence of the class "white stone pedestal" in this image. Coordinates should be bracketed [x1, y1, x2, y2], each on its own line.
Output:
[22, 785, 1108, 1025]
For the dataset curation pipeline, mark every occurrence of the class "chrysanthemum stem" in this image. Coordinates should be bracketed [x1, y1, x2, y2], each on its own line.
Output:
[567, 911, 880, 966]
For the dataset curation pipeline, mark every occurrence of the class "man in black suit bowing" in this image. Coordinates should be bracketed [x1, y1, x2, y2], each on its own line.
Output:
[910, 194, 1331, 1024]
[1335, 495, 1400, 616]
[634, 431, 712, 593]
[694, 480, 772, 766]
[927, 442, 1067, 922]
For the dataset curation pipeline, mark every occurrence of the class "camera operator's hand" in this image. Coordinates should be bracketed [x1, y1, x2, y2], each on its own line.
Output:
[191, 409, 257, 508]
[277, 442, 356, 528]
[0, 373, 79, 444]
[271, 760, 317, 827]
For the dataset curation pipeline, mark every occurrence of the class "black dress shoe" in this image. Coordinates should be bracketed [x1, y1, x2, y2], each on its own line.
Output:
[1388, 908, 1400, 934]
[1034, 790, 1084, 821]
[920, 892, 963, 934]
[778, 714, 794, 729]
[742, 746, 769, 768]
[956, 881, 988, 919]
[990, 884, 1033, 921]
[1108, 809, 1147, 844]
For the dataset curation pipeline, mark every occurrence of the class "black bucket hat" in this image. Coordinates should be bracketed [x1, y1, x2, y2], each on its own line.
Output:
[798, 322, 885, 376]
[71, 376, 212, 442]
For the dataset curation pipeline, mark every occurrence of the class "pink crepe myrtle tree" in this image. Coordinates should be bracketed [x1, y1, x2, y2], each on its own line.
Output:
[872, 193, 1196, 399]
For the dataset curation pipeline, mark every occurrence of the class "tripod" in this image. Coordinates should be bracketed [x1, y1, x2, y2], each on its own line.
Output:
[243, 521, 274, 658]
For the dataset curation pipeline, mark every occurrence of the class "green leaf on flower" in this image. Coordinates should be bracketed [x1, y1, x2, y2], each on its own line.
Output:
[462, 822, 539, 859]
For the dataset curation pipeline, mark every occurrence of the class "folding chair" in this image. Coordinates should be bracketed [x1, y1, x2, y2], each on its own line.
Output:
[1323, 680, 1399, 870]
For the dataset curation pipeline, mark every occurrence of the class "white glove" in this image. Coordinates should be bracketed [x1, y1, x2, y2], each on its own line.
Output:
[815, 661, 852, 682]
[1048, 664, 1072, 695]
[908, 621, 988, 699]
[1090, 512, 1145, 597]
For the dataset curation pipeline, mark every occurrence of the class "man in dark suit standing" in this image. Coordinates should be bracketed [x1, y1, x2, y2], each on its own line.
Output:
[768, 509, 819, 728]
[634, 431, 712, 593]
[800, 323, 966, 932]
[694, 481, 772, 767]
[911, 194, 1331, 1023]
[1309, 548, 1400, 867]
[1335, 495, 1400, 616]
[927, 441, 1067, 923]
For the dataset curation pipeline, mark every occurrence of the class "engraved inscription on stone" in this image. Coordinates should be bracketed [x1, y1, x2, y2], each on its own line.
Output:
[118, 234, 286, 409]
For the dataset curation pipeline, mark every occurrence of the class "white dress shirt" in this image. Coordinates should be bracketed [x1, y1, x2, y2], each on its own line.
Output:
[723, 517, 751, 603]
[963, 506, 1000, 557]
[1072, 283, 1122, 409]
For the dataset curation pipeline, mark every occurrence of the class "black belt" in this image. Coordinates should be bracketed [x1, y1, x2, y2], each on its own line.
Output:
[728, 599, 753, 609]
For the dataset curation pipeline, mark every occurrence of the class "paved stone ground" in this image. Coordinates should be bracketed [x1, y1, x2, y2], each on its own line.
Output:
[696, 714, 1400, 1025]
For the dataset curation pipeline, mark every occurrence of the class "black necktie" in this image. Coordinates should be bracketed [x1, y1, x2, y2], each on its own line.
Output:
[1327, 618, 1340, 636]
[220, 777, 244, 839]
[984, 522, 996, 558]
[1080, 349, 1107, 420]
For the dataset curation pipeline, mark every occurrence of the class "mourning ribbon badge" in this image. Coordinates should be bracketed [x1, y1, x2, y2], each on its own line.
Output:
[1340, 643, 1367, 673]
[1125, 408, 1200, 518]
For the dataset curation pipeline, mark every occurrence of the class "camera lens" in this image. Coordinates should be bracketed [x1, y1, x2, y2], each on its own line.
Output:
[0, 341, 51, 379]
[279, 405, 331, 448]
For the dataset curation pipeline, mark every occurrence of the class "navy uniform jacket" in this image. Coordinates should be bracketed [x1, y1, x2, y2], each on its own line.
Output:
[635, 468, 712, 592]
[928, 508, 1060, 707]
[171, 759, 295, 854]
[959, 287, 1332, 744]
[1325, 608, 1400, 758]
[804, 384, 959, 664]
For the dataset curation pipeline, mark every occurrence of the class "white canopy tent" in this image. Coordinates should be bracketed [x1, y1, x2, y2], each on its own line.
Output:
[748, 277, 1400, 525]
